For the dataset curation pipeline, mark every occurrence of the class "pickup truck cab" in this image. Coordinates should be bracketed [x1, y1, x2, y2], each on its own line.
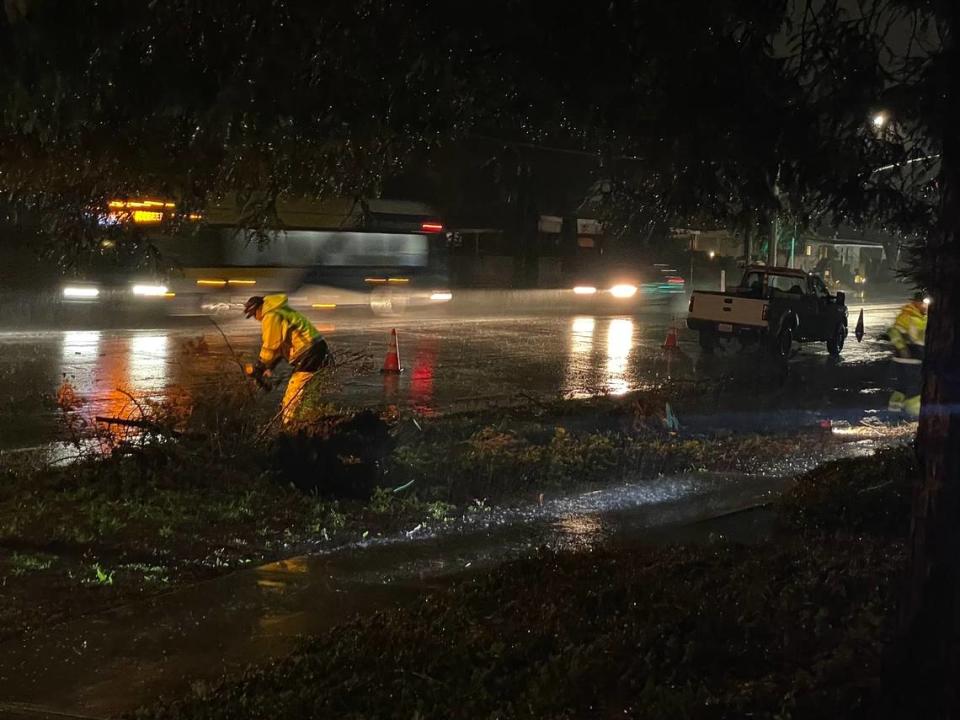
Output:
[687, 266, 848, 357]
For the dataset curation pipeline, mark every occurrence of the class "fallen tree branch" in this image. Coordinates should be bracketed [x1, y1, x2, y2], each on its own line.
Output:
[94, 416, 183, 438]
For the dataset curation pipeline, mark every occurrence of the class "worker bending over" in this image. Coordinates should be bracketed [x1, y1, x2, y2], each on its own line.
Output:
[244, 294, 332, 424]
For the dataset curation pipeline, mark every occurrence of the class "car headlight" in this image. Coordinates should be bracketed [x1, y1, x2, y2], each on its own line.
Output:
[609, 284, 638, 299]
[131, 284, 169, 296]
[573, 286, 598, 295]
[63, 286, 100, 299]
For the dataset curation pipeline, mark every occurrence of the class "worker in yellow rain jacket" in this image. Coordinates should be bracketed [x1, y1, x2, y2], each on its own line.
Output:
[243, 295, 333, 424]
[888, 291, 928, 417]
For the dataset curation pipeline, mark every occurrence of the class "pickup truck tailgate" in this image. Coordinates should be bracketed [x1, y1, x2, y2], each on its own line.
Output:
[689, 292, 766, 327]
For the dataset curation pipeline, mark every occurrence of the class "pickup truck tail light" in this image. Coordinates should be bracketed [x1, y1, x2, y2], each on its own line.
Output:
[762, 304, 769, 321]
[688, 296, 695, 312]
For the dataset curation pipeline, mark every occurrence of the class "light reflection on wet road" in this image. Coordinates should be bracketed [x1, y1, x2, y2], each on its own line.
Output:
[0, 302, 901, 452]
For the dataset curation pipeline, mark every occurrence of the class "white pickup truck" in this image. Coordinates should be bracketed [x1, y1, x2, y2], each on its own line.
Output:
[686, 266, 849, 357]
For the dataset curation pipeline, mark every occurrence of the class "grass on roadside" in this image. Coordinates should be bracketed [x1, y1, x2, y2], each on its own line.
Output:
[0, 377, 910, 644]
[134, 446, 917, 720]
[779, 444, 917, 537]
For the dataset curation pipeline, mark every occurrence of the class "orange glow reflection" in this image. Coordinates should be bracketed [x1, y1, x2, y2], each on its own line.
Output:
[410, 341, 437, 417]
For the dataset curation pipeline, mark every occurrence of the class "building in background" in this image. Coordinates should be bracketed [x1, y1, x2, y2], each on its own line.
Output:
[797, 232, 888, 287]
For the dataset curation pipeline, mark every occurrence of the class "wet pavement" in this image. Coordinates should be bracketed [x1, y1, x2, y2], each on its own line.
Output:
[0, 301, 901, 454]
[0, 469, 806, 719]
[0, 299, 911, 717]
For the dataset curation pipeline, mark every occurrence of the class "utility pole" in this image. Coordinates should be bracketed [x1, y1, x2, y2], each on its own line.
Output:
[689, 230, 700, 290]
[768, 167, 782, 266]
[788, 222, 797, 269]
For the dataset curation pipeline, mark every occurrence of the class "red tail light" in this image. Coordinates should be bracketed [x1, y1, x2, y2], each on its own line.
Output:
[421, 221, 444, 232]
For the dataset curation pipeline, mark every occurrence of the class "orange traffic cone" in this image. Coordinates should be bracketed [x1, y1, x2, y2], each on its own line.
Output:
[381, 328, 403, 373]
[662, 324, 679, 350]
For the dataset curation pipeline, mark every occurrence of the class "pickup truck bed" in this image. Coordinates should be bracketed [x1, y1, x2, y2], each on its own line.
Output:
[686, 290, 766, 330]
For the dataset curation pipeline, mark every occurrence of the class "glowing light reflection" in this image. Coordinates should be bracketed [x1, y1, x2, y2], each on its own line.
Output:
[571, 316, 595, 339]
[563, 317, 596, 399]
[553, 514, 605, 550]
[606, 319, 634, 396]
[410, 343, 438, 417]
[129, 334, 169, 387]
[61, 331, 102, 396]
[62, 330, 102, 363]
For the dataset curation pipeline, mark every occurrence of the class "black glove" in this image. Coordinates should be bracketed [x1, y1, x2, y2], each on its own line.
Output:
[245, 361, 273, 391]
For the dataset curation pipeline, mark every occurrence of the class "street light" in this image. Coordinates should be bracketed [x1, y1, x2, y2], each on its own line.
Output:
[872, 112, 888, 129]
[708, 250, 716, 259]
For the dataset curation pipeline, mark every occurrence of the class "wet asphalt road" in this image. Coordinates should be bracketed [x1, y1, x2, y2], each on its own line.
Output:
[0, 298, 912, 718]
[0, 299, 902, 453]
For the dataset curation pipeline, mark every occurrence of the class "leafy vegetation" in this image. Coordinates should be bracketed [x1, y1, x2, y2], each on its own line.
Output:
[780, 444, 917, 537]
[132, 448, 913, 720]
[0, 382, 893, 642]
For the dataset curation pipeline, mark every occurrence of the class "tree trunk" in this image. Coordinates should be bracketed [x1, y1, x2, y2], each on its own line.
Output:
[893, 12, 960, 717]
[508, 161, 538, 288]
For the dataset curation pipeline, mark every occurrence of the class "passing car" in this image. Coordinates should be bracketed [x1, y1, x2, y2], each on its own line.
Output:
[571, 267, 640, 302]
[686, 265, 848, 356]
[642, 264, 686, 302]
[570, 263, 685, 306]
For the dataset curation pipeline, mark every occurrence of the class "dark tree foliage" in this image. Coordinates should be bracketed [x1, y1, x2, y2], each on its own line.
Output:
[0, 0, 482, 265]
[0, 0, 481, 198]
[0, 1, 896, 250]
[429, 1, 926, 256]
[0, 0, 855, 256]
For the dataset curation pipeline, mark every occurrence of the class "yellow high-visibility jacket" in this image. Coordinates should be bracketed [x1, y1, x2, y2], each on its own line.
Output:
[889, 301, 926, 357]
[258, 294, 321, 368]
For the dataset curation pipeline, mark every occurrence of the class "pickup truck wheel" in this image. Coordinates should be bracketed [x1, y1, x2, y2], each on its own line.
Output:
[772, 327, 793, 359]
[698, 330, 716, 354]
[827, 323, 846, 356]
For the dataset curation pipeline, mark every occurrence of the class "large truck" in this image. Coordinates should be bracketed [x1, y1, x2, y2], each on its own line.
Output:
[59, 197, 453, 316]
